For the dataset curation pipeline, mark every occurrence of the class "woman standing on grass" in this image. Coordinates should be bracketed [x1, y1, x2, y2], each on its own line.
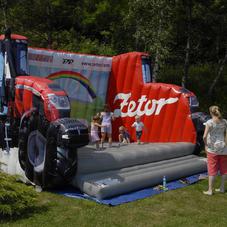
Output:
[203, 106, 227, 195]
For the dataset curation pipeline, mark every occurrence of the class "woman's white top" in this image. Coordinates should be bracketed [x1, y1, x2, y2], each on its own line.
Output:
[204, 118, 227, 154]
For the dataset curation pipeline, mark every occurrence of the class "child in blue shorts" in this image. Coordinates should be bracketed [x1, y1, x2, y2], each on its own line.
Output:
[131, 115, 145, 144]
[118, 126, 130, 144]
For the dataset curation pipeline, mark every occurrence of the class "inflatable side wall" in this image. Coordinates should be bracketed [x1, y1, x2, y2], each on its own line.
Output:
[107, 52, 197, 143]
[28, 48, 112, 126]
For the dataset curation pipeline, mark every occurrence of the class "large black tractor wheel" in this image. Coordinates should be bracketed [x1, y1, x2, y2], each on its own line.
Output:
[18, 115, 88, 189]
[191, 112, 210, 155]
[0, 121, 5, 149]
[19, 118, 79, 188]
[26, 130, 47, 185]
[41, 123, 78, 188]
[194, 132, 205, 155]
[18, 115, 38, 182]
[39, 118, 89, 189]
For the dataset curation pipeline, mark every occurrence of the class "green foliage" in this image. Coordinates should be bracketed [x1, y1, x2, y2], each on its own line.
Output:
[170, 0, 227, 65]
[127, 0, 174, 63]
[2, 0, 126, 55]
[44, 30, 116, 55]
[0, 0, 226, 107]
[0, 172, 38, 219]
[159, 64, 227, 114]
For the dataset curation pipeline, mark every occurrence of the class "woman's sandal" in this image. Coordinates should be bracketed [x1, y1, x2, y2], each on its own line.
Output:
[203, 190, 213, 195]
[215, 188, 225, 193]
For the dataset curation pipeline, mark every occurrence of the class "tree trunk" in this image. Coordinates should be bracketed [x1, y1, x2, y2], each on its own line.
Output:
[46, 1, 52, 49]
[152, 51, 159, 82]
[152, 4, 163, 82]
[182, 0, 192, 88]
[208, 48, 227, 97]
[1, 0, 8, 28]
[182, 38, 190, 88]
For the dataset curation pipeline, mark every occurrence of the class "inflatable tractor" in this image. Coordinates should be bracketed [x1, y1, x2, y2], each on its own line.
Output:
[0, 30, 89, 188]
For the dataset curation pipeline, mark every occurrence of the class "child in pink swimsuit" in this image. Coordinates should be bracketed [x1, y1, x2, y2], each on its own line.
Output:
[90, 115, 102, 150]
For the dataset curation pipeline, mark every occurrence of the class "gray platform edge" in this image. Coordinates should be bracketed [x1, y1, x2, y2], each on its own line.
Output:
[76, 156, 206, 199]
[76, 142, 196, 174]
[72, 142, 207, 199]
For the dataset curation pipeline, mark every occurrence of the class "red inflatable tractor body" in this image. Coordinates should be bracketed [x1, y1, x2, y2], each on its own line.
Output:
[107, 52, 201, 144]
[0, 31, 89, 188]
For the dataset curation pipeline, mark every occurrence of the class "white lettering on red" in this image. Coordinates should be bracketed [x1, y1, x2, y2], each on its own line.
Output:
[113, 93, 179, 117]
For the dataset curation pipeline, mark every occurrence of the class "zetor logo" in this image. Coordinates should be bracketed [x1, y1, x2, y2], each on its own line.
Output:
[113, 93, 179, 117]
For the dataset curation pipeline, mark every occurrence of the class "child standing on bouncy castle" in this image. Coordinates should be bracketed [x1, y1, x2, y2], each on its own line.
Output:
[100, 104, 115, 148]
[131, 115, 145, 144]
[90, 115, 103, 150]
[203, 106, 227, 195]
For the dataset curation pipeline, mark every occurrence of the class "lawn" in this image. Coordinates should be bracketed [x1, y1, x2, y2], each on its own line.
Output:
[1, 176, 227, 227]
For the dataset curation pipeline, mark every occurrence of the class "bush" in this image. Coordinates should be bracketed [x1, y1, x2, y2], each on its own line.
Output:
[0, 172, 38, 219]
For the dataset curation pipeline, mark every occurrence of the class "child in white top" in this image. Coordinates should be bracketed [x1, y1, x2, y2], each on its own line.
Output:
[100, 104, 114, 148]
[131, 115, 145, 144]
[90, 115, 102, 150]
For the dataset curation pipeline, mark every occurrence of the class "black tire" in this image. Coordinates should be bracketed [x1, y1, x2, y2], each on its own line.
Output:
[42, 124, 78, 189]
[0, 121, 5, 149]
[191, 112, 210, 155]
[19, 116, 79, 188]
[26, 130, 47, 186]
[18, 116, 37, 182]
[18, 126, 29, 170]
[194, 132, 204, 155]
[42, 135, 57, 188]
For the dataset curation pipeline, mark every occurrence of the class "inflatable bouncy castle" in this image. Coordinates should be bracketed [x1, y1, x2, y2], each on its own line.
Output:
[0, 31, 207, 199]
[26, 47, 207, 199]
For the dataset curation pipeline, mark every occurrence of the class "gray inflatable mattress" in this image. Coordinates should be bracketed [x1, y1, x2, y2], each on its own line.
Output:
[72, 142, 207, 199]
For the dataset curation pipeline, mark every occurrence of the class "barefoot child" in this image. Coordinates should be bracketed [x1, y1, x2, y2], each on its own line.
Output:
[118, 126, 130, 144]
[90, 115, 102, 150]
[131, 115, 145, 144]
[100, 104, 114, 148]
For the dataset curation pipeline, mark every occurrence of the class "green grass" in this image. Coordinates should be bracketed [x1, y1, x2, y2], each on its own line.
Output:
[1, 177, 227, 227]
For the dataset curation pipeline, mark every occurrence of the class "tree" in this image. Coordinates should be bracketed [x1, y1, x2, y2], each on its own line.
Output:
[126, 0, 175, 81]
[182, 0, 192, 88]
[207, 1, 227, 97]
[0, 0, 7, 28]
[3, 0, 126, 55]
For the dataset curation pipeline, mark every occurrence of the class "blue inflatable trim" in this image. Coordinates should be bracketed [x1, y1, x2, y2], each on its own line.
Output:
[53, 172, 207, 206]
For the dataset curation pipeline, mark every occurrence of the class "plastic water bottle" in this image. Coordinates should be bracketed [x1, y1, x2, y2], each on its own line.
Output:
[163, 176, 167, 192]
